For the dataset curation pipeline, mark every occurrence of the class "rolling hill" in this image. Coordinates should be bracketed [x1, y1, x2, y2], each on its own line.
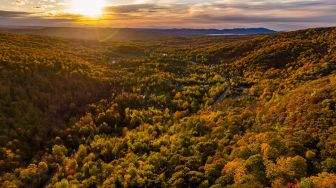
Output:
[0, 27, 335, 188]
[0, 27, 276, 41]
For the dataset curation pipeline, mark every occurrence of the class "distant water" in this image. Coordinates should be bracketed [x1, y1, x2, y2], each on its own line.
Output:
[207, 34, 246, 36]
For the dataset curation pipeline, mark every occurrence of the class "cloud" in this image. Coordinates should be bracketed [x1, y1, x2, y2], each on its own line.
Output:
[101, 1, 336, 28]
[0, 10, 77, 27]
[15, 0, 27, 6]
[105, 4, 164, 13]
[187, 0, 336, 15]
[198, 0, 327, 10]
[190, 14, 336, 24]
[104, 3, 189, 14]
[0, 10, 33, 18]
[0, 0, 335, 30]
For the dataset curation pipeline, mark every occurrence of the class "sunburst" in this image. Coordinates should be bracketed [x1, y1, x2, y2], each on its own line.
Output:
[69, 0, 106, 18]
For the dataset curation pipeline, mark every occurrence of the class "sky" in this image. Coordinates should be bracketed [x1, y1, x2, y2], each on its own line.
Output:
[0, 0, 335, 30]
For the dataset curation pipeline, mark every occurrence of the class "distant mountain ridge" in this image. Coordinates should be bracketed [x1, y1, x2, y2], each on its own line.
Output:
[150, 28, 277, 35]
[0, 27, 276, 41]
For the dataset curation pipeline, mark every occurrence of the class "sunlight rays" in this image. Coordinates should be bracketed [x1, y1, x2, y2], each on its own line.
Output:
[69, 0, 106, 18]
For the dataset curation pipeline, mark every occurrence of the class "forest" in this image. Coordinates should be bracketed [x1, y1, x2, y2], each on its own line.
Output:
[0, 27, 335, 188]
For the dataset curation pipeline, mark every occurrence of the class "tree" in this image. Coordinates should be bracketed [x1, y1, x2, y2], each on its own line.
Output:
[299, 178, 315, 188]
[321, 158, 336, 173]
[267, 155, 307, 185]
[52, 145, 68, 163]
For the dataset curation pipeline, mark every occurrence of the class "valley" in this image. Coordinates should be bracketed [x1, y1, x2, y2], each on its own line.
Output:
[0, 27, 335, 187]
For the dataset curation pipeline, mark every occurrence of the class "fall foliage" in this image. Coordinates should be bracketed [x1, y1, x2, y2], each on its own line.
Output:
[0, 27, 335, 187]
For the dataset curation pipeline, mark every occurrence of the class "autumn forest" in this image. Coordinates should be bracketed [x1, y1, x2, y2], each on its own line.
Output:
[0, 27, 335, 188]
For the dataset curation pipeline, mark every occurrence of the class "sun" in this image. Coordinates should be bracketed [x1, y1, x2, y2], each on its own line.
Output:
[69, 0, 106, 18]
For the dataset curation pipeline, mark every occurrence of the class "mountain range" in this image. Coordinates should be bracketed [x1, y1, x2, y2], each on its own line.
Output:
[0, 27, 276, 41]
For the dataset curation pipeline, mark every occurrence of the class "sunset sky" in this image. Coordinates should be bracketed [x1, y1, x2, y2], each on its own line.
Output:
[0, 0, 335, 30]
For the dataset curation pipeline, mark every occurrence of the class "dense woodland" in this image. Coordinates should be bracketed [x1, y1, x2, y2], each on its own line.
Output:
[0, 27, 335, 188]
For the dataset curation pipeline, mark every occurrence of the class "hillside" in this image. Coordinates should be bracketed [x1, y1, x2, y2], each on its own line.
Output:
[0, 27, 335, 188]
[0, 27, 276, 41]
